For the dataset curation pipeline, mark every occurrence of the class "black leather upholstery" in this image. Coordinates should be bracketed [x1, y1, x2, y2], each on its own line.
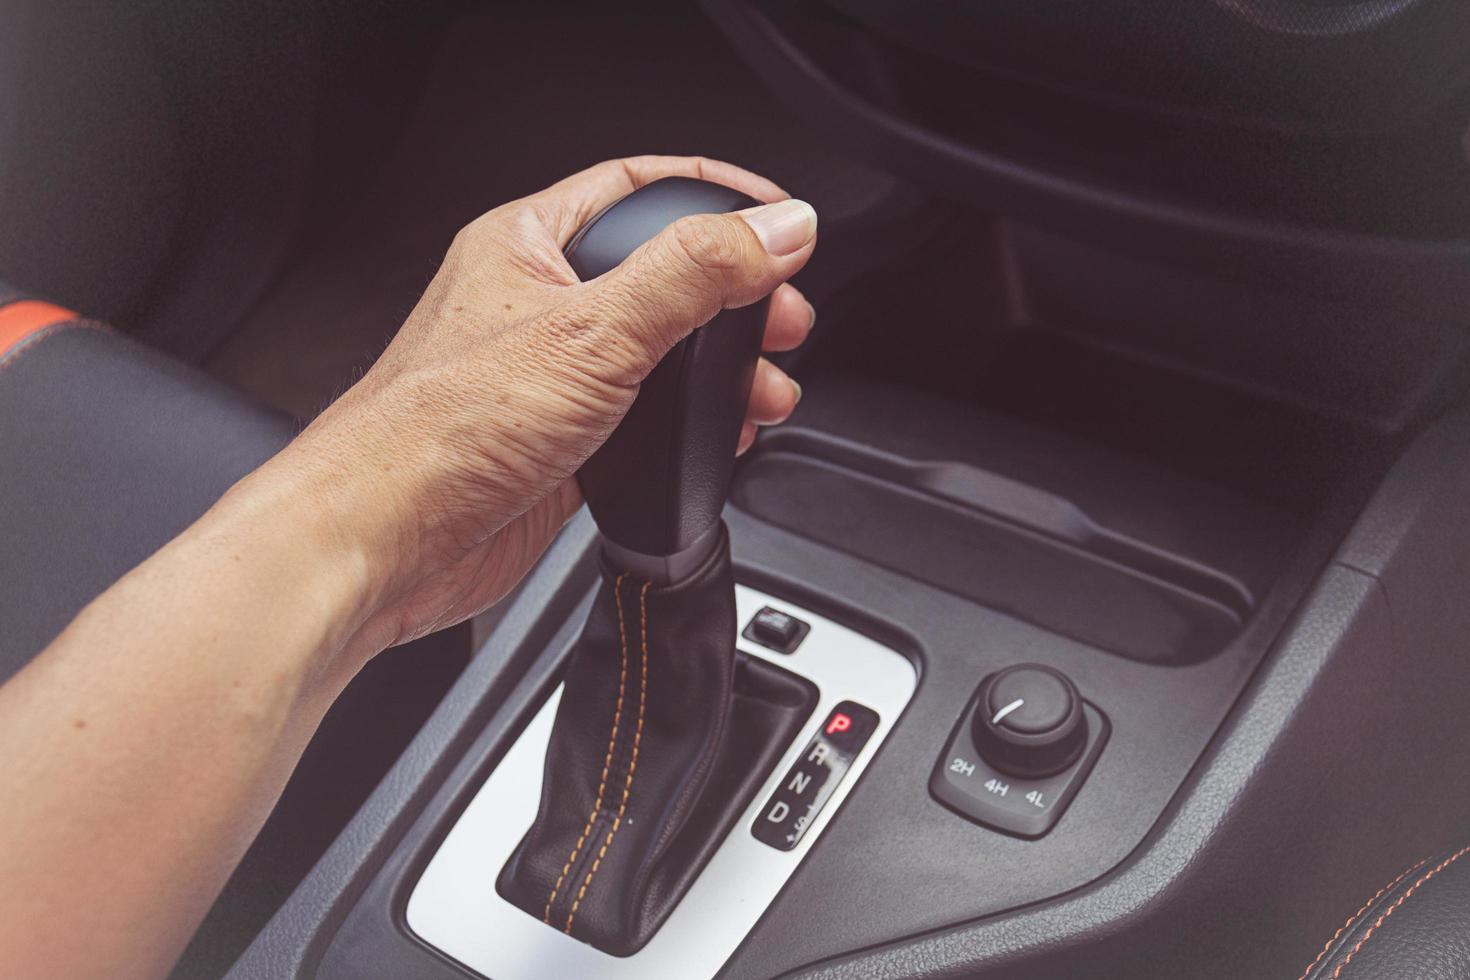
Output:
[498, 526, 815, 954]
[0, 305, 472, 977]
[1300, 844, 1470, 980]
[0, 323, 294, 673]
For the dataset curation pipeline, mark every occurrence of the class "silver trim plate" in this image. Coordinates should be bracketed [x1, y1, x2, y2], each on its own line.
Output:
[405, 584, 917, 979]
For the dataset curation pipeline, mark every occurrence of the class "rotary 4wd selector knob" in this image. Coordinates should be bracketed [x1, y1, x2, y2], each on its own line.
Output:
[972, 664, 1087, 778]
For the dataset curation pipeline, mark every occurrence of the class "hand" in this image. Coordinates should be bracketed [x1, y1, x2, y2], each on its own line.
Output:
[261, 156, 818, 657]
[0, 156, 816, 978]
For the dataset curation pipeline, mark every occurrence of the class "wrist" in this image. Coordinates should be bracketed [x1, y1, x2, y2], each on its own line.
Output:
[208, 450, 390, 669]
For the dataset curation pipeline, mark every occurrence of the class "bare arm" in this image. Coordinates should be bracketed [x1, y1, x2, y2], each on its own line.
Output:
[0, 155, 817, 979]
[0, 464, 380, 978]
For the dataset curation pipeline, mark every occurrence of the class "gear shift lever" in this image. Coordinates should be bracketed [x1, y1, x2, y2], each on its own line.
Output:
[571, 177, 769, 582]
[497, 178, 814, 955]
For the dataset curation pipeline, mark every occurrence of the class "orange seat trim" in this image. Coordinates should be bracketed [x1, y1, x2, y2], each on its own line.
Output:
[0, 300, 79, 360]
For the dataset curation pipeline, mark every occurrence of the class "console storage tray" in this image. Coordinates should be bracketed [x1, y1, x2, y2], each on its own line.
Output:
[731, 377, 1298, 664]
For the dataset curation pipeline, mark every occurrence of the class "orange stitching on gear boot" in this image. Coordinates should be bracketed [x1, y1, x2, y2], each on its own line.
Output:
[544, 573, 631, 923]
[565, 580, 651, 934]
[1328, 844, 1470, 980]
[1295, 856, 1429, 980]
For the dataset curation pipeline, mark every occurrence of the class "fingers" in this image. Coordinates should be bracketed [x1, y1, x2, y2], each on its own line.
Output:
[445, 156, 789, 298]
[736, 421, 759, 457]
[620, 156, 787, 206]
[533, 155, 789, 246]
[763, 284, 816, 353]
[565, 199, 817, 379]
[739, 357, 802, 457]
[746, 357, 802, 425]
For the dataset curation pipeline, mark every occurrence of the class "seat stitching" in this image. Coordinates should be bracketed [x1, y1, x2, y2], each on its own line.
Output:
[1329, 844, 1470, 980]
[1295, 856, 1429, 980]
[565, 579, 650, 935]
[543, 572, 630, 923]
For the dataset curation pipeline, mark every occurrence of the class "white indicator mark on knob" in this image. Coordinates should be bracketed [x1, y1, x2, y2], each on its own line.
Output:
[991, 698, 1025, 726]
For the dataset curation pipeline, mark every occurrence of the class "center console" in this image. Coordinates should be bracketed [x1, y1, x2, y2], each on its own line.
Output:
[221, 346, 1470, 979]
[220, 152, 1470, 980]
[407, 584, 914, 979]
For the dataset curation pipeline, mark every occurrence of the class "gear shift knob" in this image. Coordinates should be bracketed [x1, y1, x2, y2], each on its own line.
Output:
[569, 177, 770, 582]
[500, 183, 807, 955]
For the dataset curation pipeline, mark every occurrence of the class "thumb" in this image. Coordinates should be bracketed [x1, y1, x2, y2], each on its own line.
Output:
[568, 198, 817, 378]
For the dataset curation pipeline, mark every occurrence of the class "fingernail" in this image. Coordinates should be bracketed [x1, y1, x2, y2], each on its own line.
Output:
[740, 199, 818, 257]
[790, 380, 803, 405]
[805, 302, 817, 331]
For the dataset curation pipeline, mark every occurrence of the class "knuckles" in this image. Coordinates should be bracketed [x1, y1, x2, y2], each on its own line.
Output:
[520, 293, 658, 391]
[447, 205, 578, 293]
[667, 214, 746, 285]
[358, 185, 769, 507]
[448, 211, 503, 258]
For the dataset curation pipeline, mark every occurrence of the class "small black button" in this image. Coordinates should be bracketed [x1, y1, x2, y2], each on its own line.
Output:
[742, 606, 810, 654]
[752, 701, 879, 850]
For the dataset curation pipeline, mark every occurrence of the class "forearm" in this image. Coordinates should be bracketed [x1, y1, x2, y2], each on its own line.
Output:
[0, 459, 376, 979]
[0, 155, 812, 979]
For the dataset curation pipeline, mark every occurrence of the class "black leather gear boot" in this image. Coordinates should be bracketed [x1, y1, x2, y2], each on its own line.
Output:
[497, 526, 813, 955]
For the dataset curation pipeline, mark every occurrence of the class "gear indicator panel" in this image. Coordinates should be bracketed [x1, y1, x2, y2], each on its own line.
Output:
[752, 701, 880, 851]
